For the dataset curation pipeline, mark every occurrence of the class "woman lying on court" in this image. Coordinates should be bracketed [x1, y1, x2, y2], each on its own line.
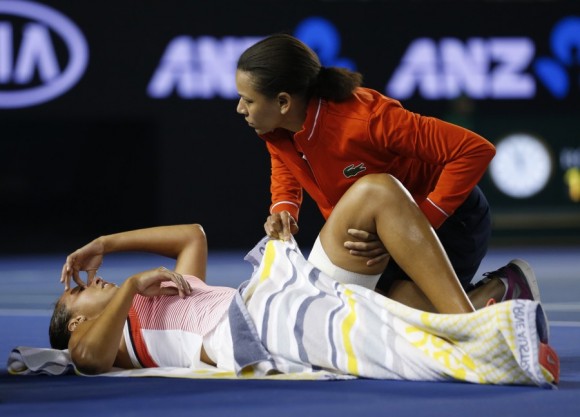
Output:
[50, 174, 558, 387]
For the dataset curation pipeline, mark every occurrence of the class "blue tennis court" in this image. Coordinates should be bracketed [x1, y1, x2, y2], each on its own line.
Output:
[1, 245, 578, 416]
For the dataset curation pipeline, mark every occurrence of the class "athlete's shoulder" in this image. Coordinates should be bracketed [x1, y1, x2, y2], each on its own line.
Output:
[325, 87, 402, 120]
[353, 87, 402, 106]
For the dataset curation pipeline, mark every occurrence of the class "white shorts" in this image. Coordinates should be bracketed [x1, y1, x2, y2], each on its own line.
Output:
[203, 312, 234, 371]
[307, 236, 381, 290]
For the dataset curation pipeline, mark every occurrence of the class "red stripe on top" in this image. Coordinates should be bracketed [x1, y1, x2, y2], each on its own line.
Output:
[127, 307, 158, 368]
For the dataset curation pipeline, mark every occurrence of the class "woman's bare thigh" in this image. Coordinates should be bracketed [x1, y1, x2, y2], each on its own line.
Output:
[318, 176, 391, 276]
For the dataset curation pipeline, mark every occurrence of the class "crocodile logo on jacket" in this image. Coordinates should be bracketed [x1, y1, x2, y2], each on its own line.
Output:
[343, 162, 367, 178]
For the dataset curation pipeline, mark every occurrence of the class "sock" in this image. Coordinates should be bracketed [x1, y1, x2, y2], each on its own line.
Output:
[499, 277, 509, 301]
[486, 298, 496, 307]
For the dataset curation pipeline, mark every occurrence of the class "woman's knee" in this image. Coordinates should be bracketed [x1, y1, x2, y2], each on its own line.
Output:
[350, 173, 402, 202]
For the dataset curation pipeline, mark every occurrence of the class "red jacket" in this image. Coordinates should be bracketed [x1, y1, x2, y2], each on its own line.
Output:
[260, 88, 495, 228]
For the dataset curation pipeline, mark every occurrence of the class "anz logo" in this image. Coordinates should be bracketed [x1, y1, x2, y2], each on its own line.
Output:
[148, 36, 262, 99]
[148, 16, 355, 100]
[387, 16, 580, 100]
[0, 1, 88, 109]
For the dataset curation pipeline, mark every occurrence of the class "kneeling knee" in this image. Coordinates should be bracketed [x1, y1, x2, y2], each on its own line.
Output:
[353, 174, 400, 197]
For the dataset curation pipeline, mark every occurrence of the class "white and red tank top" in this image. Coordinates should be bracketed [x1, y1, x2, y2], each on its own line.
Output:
[122, 275, 235, 368]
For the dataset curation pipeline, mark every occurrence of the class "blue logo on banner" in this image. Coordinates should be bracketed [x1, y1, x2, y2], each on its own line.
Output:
[294, 17, 356, 70]
[386, 15, 580, 100]
[534, 16, 580, 99]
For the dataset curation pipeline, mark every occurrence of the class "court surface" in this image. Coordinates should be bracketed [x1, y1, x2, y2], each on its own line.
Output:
[1, 245, 579, 416]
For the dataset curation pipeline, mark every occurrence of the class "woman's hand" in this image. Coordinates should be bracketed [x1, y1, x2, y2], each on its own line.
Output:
[344, 229, 389, 266]
[264, 211, 299, 241]
[131, 267, 192, 298]
[60, 238, 105, 290]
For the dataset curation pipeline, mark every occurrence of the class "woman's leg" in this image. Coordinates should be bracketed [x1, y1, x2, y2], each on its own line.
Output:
[318, 173, 474, 314]
[372, 184, 505, 309]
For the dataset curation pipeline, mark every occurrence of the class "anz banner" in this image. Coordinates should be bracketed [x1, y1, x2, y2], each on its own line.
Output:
[1, 0, 579, 251]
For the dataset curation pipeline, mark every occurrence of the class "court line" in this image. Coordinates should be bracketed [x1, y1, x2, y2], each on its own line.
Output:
[544, 303, 580, 312]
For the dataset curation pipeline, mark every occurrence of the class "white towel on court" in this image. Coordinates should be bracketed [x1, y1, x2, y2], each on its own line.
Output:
[8, 346, 73, 376]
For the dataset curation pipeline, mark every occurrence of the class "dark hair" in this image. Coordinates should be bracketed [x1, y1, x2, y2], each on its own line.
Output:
[237, 33, 363, 102]
[49, 299, 73, 350]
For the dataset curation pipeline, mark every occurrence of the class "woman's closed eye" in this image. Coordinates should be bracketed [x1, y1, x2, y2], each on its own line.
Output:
[70, 286, 85, 295]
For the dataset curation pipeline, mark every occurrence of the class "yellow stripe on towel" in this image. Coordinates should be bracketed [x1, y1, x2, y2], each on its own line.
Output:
[341, 288, 359, 375]
[260, 241, 277, 283]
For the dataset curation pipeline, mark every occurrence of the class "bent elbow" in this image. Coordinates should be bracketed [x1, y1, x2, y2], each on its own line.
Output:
[72, 348, 114, 375]
[190, 223, 206, 238]
[187, 224, 207, 245]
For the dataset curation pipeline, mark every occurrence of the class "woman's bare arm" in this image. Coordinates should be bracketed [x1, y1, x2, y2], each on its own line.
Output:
[61, 224, 208, 289]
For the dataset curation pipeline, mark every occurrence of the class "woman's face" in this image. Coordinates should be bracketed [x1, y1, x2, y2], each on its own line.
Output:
[60, 277, 119, 319]
[235, 70, 284, 135]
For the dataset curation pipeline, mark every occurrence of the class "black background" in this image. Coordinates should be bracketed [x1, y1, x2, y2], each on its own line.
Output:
[1, 0, 579, 254]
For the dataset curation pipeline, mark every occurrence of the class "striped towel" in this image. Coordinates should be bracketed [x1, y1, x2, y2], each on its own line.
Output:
[230, 237, 556, 388]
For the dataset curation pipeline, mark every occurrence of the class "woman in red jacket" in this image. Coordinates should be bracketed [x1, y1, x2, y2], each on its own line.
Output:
[235, 33, 536, 309]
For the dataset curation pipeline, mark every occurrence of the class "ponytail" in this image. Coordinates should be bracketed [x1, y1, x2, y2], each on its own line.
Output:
[313, 66, 363, 102]
[238, 34, 362, 102]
